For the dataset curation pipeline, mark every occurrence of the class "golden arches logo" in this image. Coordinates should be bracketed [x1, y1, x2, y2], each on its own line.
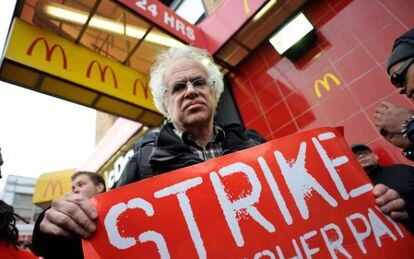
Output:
[133, 79, 149, 99]
[43, 180, 63, 198]
[26, 37, 68, 69]
[86, 60, 118, 88]
[314, 73, 341, 98]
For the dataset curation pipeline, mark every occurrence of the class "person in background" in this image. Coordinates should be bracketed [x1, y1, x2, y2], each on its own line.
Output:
[32, 171, 106, 258]
[32, 45, 411, 258]
[351, 143, 414, 232]
[0, 200, 37, 259]
[374, 28, 414, 159]
[1, 148, 36, 258]
[71, 171, 106, 198]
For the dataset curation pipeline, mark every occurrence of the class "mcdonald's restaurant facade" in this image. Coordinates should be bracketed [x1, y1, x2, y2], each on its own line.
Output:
[1, 0, 414, 199]
[229, 0, 414, 166]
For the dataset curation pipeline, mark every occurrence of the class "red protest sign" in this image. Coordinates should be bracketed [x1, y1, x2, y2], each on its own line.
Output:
[83, 127, 414, 258]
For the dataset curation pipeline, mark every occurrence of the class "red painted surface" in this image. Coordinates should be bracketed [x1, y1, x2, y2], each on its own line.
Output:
[232, 0, 414, 165]
[198, 0, 269, 54]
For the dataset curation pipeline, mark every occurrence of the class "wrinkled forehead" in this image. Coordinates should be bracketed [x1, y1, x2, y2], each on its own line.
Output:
[163, 58, 208, 85]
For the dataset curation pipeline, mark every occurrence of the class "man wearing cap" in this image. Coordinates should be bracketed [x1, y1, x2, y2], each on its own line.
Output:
[386, 28, 414, 98]
[351, 143, 414, 232]
[374, 28, 414, 159]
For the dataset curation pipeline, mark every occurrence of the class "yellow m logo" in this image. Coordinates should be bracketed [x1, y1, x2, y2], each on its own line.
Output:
[43, 180, 63, 198]
[314, 73, 341, 98]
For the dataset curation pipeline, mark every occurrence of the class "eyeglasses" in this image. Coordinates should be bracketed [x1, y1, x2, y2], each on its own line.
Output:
[164, 77, 214, 95]
[391, 57, 414, 88]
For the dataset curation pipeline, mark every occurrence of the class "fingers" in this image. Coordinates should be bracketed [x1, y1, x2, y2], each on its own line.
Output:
[40, 216, 73, 238]
[42, 209, 92, 238]
[378, 196, 405, 214]
[380, 101, 394, 109]
[66, 193, 98, 220]
[373, 107, 386, 128]
[374, 106, 387, 116]
[390, 211, 409, 221]
[373, 184, 408, 222]
[53, 200, 96, 234]
[39, 193, 98, 239]
[373, 118, 382, 128]
[374, 185, 399, 205]
[373, 183, 388, 197]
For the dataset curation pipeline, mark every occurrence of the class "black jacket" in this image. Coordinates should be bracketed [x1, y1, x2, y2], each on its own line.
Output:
[32, 123, 260, 258]
[32, 209, 83, 259]
[116, 123, 259, 187]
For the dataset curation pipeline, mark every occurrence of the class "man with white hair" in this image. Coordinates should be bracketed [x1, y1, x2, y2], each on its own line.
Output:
[116, 46, 258, 185]
[32, 46, 410, 258]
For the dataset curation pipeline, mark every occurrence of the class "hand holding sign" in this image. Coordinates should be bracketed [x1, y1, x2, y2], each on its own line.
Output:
[83, 127, 414, 258]
[40, 192, 97, 238]
[373, 184, 408, 221]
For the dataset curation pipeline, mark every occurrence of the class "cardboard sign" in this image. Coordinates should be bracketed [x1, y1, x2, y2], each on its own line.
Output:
[82, 127, 414, 258]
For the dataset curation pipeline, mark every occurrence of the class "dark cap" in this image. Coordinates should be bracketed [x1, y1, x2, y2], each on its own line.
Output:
[350, 144, 371, 154]
[386, 29, 414, 74]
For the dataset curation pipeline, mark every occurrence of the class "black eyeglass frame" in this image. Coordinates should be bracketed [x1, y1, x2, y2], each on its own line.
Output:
[391, 57, 414, 88]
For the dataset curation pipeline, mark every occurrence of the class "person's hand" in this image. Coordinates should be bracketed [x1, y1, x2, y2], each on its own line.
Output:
[373, 184, 408, 221]
[39, 193, 98, 239]
[380, 129, 413, 149]
[374, 101, 414, 133]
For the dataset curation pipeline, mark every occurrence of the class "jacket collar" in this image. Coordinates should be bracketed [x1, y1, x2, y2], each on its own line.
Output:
[150, 123, 258, 173]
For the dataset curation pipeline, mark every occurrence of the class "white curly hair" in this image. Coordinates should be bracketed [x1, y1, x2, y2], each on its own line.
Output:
[149, 46, 224, 117]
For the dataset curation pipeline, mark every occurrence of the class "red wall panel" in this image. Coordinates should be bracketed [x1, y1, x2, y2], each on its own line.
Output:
[232, 0, 414, 165]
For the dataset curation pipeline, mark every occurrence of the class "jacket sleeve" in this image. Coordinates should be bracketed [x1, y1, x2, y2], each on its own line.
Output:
[31, 209, 48, 256]
[32, 208, 83, 258]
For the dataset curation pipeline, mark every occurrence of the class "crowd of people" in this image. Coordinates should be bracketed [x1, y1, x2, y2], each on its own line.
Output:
[1, 27, 414, 258]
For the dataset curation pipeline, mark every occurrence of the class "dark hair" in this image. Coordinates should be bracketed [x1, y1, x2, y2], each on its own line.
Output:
[71, 171, 106, 192]
[0, 200, 19, 247]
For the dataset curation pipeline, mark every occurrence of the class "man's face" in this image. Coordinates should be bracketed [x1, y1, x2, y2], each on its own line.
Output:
[0, 150, 3, 179]
[72, 174, 102, 198]
[163, 58, 216, 132]
[390, 59, 414, 99]
[353, 150, 379, 170]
